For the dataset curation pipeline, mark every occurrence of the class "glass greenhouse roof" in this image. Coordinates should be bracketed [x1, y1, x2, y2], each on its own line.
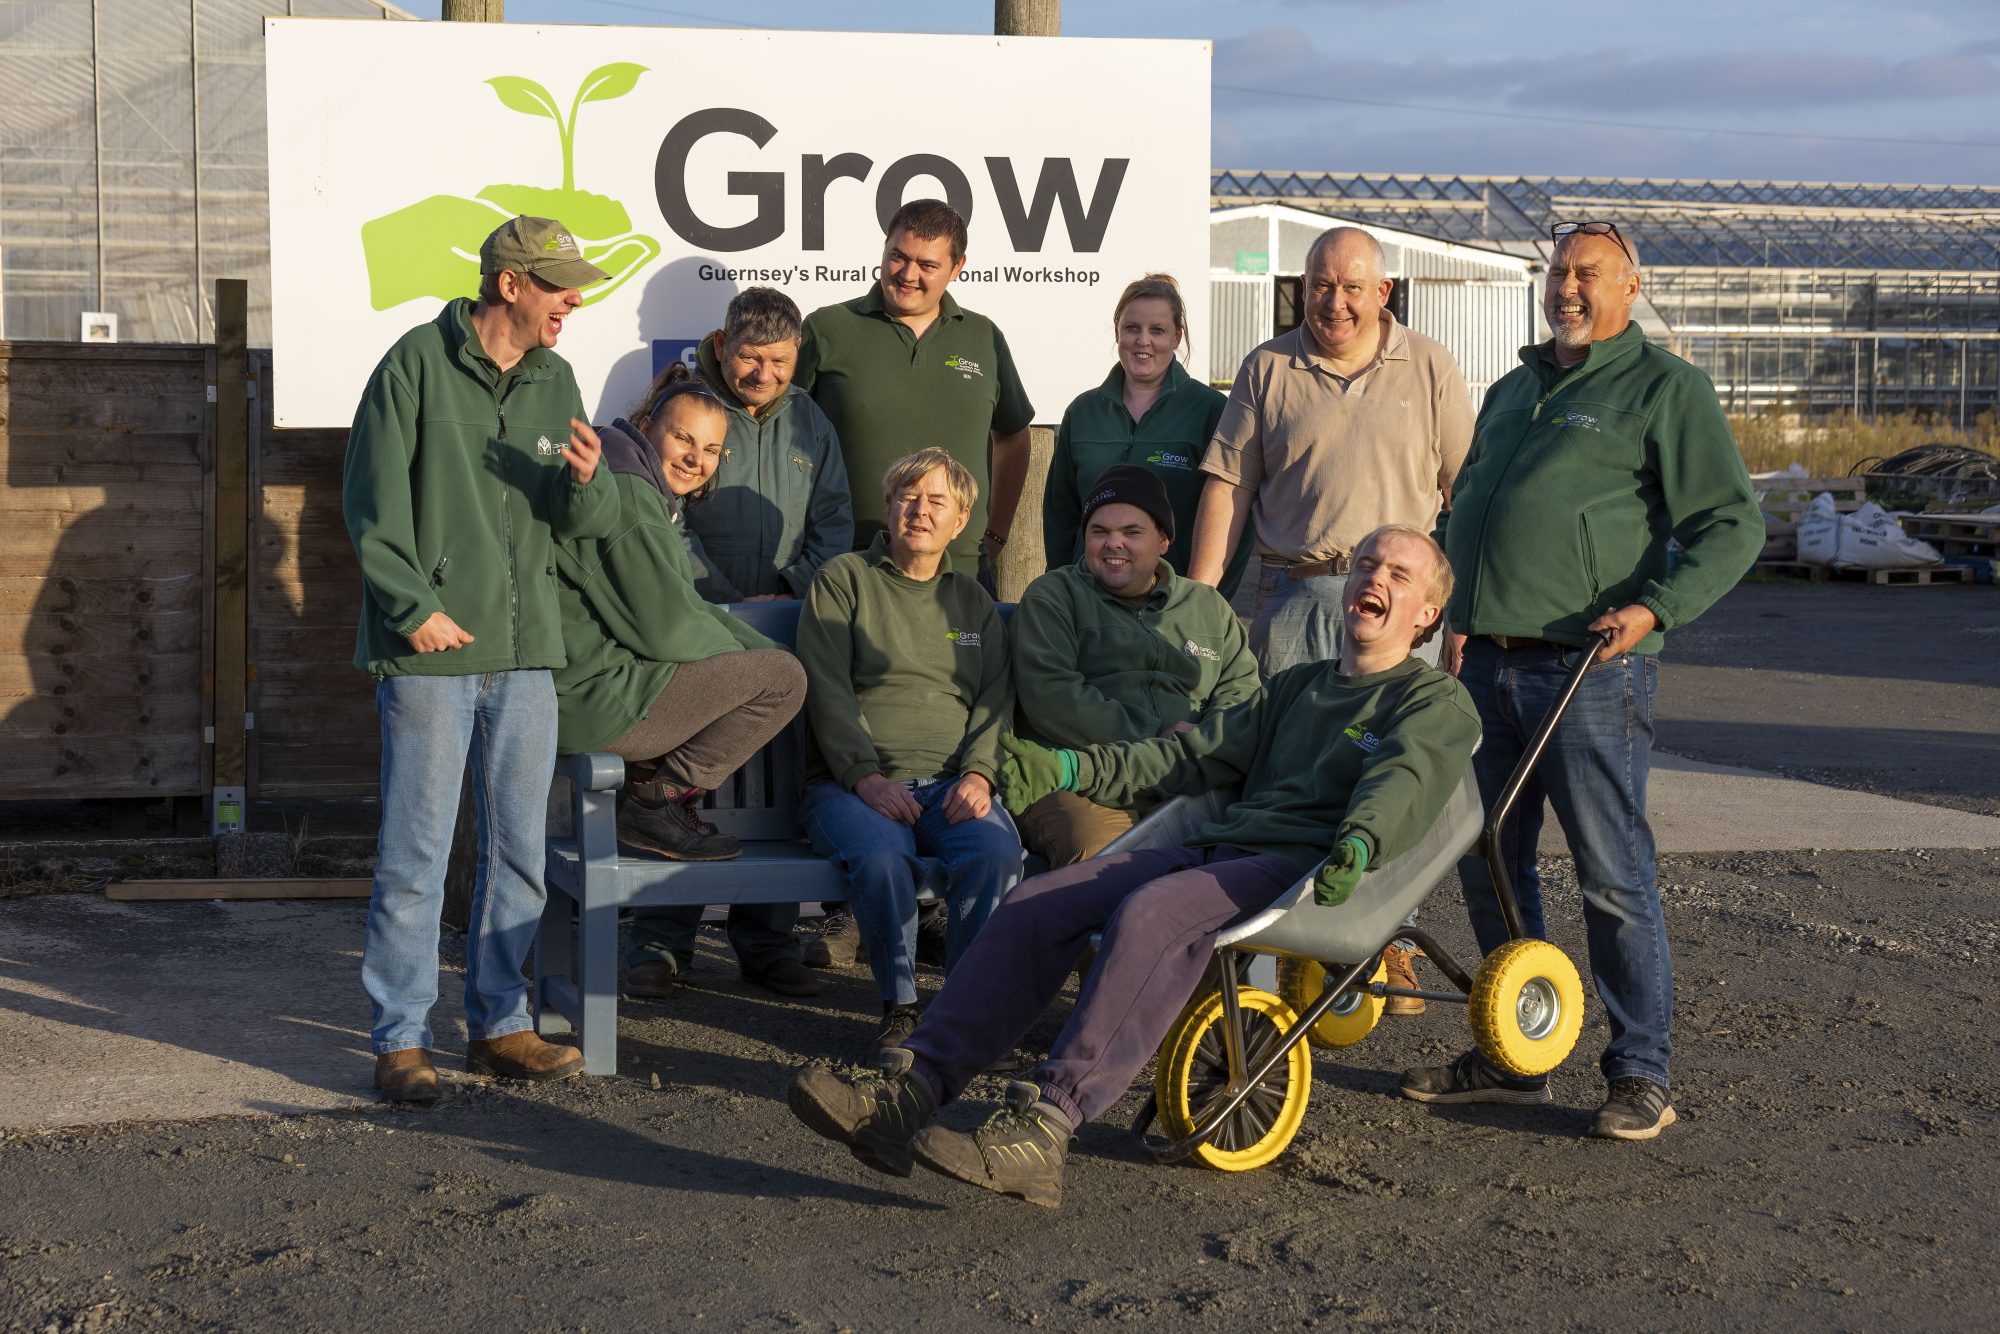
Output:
[1210, 172, 2000, 271]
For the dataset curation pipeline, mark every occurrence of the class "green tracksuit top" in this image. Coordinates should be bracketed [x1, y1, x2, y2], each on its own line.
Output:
[551, 423, 774, 755]
[1439, 325, 1762, 655]
[682, 334, 854, 600]
[1041, 361, 1251, 594]
[798, 534, 1013, 789]
[1011, 560, 1259, 750]
[343, 298, 618, 677]
[1073, 656, 1480, 873]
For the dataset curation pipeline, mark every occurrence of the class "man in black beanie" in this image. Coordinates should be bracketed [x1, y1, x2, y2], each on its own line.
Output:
[1009, 465, 1258, 865]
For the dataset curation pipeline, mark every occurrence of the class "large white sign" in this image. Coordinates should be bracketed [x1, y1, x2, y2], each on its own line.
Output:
[265, 20, 1210, 429]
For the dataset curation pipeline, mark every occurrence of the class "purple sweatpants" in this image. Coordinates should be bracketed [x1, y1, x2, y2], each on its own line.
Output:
[900, 845, 1300, 1128]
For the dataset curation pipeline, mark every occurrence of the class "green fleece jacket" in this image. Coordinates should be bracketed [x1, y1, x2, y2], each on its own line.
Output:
[683, 334, 854, 600]
[798, 534, 1012, 788]
[552, 427, 773, 755]
[343, 298, 617, 677]
[1043, 362, 1250, 593]
[1073, 656, 1480, 873]
[1440, 325, 1761, 654]
[1012, 560, 1259, 751]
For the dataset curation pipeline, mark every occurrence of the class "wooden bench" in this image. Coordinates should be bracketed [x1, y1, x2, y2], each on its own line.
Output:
[535, 599, 1013, 1074]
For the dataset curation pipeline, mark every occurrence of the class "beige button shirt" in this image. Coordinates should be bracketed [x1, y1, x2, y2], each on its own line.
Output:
[1201, 314, 1474, 562]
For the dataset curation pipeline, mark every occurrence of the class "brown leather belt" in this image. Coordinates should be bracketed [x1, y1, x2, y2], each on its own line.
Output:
[1262, 553, 1352, 580]
[1484, 633, 1558, 651]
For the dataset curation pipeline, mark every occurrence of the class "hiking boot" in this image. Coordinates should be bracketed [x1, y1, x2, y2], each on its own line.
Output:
[618, 782, 741, 862]
[623, 956, 682, 999]
[466, 1031, 584, 1082]
[374, 1049, 440, 1106]
[1588, 1077, 1677, 1141]
[1382, 943, 1426, 1016]
[744, 956, 826, 998]
[787, 1047, 937, 1176]
[873, 1003, 923, 1054]
[908, 1080, 1074, 1208]
[804, 909, 861, 968]
[916, 904, 949, 969]
[1399, 1050, 1550, 1105]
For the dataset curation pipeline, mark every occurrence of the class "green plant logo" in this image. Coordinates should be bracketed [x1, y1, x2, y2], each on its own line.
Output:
[359, 63, 661, 311]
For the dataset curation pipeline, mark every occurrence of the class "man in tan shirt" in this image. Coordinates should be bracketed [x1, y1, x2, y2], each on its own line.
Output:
[1188, 226, 1473, 679]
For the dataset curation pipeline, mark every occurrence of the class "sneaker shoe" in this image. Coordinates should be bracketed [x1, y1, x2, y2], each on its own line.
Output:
[1588, 1077, 1677, 1141]
[873, 1003, 923, 1054]
[1399, 1050, 1550, 1105]
[465, 1031, 584, 1082]
[915, 903, 949, 969]
[618, 782, 741, 862]
[1382, 943, 1426, 1016]
[743, 956, 827, 998]
[804, 908, 862, 968]
[623, 956, 682, 999]
[787, 1047, 937, 1177]
[908, 1079, 1074, 1208]
[374, 1049, 441, 1106]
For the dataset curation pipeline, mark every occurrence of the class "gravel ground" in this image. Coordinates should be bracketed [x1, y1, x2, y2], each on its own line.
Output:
[3, 581, 1998, 1331]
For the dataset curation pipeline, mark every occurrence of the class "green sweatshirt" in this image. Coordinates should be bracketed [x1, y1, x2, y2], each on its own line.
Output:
[552, 468, 773, 755]
[1440, 325, 1761, 655]
[343, 298, 617, 677]
[1073, 656, 1480, 873]
[1012, 560, 1259, 750]
[1042, 362, 1251, 594]
[798, 534, 1013, 788]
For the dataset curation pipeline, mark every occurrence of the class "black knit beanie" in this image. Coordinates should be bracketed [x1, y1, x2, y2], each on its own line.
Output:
[1081, 464, 1176, 539]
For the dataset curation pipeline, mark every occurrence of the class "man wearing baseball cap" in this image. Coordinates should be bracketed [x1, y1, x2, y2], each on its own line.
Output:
[344, 215, 614, 1104]
[1010, 465, 1258, 866]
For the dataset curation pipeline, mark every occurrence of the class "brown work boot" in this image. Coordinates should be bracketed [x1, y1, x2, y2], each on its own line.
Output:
[466, 1031, 585, 1082]
[374, 1049, 441, 1106]
[1382, 943, 1426, 1016]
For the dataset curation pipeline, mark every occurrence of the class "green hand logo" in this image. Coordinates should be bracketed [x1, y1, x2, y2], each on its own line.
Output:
[360, 63, 661, 311]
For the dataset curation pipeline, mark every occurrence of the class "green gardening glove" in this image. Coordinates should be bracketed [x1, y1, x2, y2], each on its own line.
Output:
[998, 733, 1080, 816]
[1312, 835, 1372, 908]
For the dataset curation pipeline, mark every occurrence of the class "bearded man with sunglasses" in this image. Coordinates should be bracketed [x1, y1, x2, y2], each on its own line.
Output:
[1404, 221, 1762, 1140]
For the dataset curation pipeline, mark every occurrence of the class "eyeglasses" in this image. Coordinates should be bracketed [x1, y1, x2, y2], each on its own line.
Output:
[1551, 220, 1635, 266]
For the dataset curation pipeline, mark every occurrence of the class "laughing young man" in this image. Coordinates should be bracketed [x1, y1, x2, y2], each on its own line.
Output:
[788, 524, 1480, 1206]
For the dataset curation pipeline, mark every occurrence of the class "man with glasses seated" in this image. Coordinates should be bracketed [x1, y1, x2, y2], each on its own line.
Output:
[1403, 219, 1761, 1141]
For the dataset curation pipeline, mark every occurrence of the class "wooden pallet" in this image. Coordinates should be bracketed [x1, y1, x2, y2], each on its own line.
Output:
[1752, 561, 1974, 587]
[1752, 476, 1867, 524]
[1902, 514, 2000, 558]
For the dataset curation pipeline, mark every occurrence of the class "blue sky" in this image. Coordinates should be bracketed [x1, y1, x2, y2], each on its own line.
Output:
[398, 0, 2000, 184]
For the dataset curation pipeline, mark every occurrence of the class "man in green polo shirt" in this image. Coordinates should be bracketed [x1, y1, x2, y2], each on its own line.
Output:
[795, 198, 1035, 583]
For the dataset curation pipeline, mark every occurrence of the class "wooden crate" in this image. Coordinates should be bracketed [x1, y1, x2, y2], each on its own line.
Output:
[0, 344, 213, 800]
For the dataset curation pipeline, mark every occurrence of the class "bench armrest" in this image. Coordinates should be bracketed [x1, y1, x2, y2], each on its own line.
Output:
[558, 752, 626, 792]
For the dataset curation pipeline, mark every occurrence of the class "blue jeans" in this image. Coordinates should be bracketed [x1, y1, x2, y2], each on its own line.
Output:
[799, 778, 1023, 1007]
[362, 670, 557, 1055]
[1455, 637, 1670, 1088]
[1247, 563, 1439, 679]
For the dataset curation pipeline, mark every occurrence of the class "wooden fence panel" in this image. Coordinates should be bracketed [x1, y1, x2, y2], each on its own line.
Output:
[0, 344, 212, 799]
[246, 352, 379, 797]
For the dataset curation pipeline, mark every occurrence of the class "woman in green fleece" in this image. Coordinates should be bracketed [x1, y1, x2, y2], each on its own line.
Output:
[1041, 274, 1251, 595]
[553, 364, 818, 999]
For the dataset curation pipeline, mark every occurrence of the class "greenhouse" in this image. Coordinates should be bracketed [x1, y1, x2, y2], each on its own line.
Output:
[1212, 172, 2000, 425]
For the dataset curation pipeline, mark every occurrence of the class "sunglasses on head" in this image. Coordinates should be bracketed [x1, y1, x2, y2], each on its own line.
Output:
[643, 378, 722, 421]
[1551, 220, 1635, 266]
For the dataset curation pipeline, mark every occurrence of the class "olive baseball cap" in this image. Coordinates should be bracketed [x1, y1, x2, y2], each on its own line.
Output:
[479, 215, 609, 289]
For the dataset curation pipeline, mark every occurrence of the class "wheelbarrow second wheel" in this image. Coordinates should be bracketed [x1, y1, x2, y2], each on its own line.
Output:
[1153, 987, 1312, 1172]
[1276, 956, 1386, 1049]
[1468, 938, 1586, 1077]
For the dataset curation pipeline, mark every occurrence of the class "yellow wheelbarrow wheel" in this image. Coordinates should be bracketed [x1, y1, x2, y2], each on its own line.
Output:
[1468, 938, 1585, 1077]
[1153, 987, 1312, 1172]
[1275, 957, 1386, 1049]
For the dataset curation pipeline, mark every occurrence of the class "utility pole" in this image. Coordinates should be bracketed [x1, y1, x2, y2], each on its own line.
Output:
[440, 0, 503, 931]
[993, 0, 1058, 600]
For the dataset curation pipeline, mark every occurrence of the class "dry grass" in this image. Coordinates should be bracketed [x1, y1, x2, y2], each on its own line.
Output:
[0, 851, 107, 899]
[1732, 411, 2000, 478]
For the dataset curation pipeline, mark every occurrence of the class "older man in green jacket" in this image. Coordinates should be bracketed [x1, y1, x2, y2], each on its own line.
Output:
[1012, 465, 1258, 866]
